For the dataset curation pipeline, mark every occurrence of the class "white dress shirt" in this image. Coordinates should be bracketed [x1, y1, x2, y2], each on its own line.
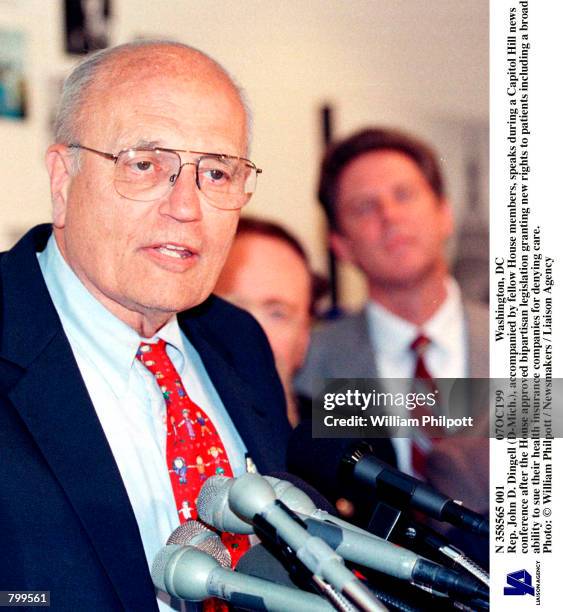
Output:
[365, 278, 468, 473]
[38, 234, 247, 611]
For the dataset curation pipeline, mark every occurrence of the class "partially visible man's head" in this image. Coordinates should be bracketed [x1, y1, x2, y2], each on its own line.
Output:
[215, 218, 313, 388]
[46, 41, 255, 335]
[318, 128, 453, 290]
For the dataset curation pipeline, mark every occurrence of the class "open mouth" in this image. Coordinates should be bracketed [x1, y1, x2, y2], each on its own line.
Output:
[156, 244, 194, 259]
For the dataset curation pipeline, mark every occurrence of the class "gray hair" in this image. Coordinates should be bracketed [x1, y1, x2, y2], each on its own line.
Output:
[54, 39, 253, 159]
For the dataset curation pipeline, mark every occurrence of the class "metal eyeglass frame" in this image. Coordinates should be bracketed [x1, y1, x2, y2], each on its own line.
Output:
[67, 143, 262, 204]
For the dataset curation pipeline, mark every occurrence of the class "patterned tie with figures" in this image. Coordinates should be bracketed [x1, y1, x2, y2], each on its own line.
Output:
[136, 339, 249, 570]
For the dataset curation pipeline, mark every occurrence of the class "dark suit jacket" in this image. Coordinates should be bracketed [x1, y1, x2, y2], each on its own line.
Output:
[0, 225, 291, 611]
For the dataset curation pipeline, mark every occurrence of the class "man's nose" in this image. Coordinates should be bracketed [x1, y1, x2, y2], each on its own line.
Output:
[377, 195, 403, 224]
[159, 162, 202, 222]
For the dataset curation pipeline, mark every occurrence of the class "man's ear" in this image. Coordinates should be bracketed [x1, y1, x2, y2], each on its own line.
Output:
[45, 144, 74, 228]
[330, 230, 355, 265]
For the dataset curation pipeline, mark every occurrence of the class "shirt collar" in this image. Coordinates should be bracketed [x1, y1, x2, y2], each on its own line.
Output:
[424, 278, 463, 355]
[366, 277, 463, 356]
[145, 318, 186, 374]
[37, 234, 184, 395]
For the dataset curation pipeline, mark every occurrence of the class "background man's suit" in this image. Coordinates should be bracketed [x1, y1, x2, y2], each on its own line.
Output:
[295, 302, 488, 387]
[295, 302, 489, 513]
[0, 225, 290, 610]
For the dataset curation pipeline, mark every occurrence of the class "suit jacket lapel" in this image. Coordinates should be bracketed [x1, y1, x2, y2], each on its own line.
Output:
[180, 314, 277, 473]
[1, 226, 157, 611]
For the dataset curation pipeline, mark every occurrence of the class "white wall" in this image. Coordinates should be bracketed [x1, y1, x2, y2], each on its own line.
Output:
[0, 0, 488, 307]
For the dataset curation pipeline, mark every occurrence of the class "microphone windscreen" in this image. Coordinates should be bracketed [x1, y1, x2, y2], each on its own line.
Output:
[152, 544, 180, 592]
[166, 520, 213, 545]
[165, 521, 231, 568]
[194, 535, 231, 569]
[196, 475, 231, 528]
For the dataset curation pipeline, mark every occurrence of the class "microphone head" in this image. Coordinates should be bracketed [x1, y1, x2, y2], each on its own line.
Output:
[229, 473, 276, 520]
[167, 521, 231, 568]
[265, 477, 318, 515]
[196, 475, 232, 530]
[152, 544, 181, 593]
[151, 545, 218, 600]
[197, 475, 253, 534]
[167, 520, 214, 546]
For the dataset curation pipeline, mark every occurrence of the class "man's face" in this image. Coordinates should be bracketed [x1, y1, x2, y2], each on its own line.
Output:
[47, 50, 246, 333]
[215, 233, 311, 382]
[331, 150, 453, 289]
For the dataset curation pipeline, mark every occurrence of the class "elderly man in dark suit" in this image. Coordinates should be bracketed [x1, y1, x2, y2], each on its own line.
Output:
[0, 41, 290, 611]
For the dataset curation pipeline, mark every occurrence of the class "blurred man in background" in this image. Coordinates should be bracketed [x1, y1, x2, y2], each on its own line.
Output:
[296, 127, 488, 515]
[216, 217, 320, 426]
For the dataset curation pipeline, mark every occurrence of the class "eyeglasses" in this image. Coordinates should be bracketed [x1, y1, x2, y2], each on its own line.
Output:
[68, 143, 262, 210]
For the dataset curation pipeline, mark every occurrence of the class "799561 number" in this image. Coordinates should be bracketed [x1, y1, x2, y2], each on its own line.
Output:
[0, 591, 50, 607]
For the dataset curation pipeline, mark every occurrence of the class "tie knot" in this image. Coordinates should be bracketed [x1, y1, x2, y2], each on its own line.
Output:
[411, 334, 431, 356]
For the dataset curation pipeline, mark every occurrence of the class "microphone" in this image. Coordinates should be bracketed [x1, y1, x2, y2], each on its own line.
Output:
[152, 544, 333, 611]
[237, 544, 368, 612]
[197, 473, 350, 536]
[196, 473, 343, 535]
[197, 474, 488, 601]
[237, 545, 491, 612]
[205, 472, 388, 611]
[266, 473, 489, 587]
[265, 474, 371, 535]
[343, 443, 489, 538]
[393, 518, 490, 588]
[197, 475, 254, 534]
[198, 474, 489, 608]
[200, 478, 364, 610]
[165, 520, 231, 568]
[303, 518, 487, 601]
[288, 427, 488, 537]
[265, 475, 488, 601]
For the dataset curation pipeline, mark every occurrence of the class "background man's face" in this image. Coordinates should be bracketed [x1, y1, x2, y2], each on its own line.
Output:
[331, 150, 453, 289]
[49, 51, 246, 326]
[215, 232, 311, 382]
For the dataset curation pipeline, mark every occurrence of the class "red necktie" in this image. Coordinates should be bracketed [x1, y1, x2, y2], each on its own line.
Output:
[136, 339, 249, 569]
[410, 334, 443, 477]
